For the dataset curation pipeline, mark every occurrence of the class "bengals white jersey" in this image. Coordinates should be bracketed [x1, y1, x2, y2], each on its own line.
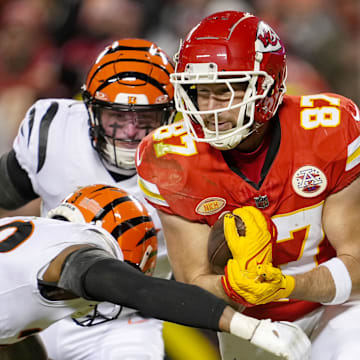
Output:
[13, 99, 167, 359]
[12, 98, 169, 279]
[0, 216, 122, 345]
[137, 93, 360, 322]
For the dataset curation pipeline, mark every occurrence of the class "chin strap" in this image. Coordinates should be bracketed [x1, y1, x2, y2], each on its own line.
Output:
[101, 156, 137, 177]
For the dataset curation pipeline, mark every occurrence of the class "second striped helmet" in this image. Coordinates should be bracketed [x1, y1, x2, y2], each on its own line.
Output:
[47, 184, 158, 275]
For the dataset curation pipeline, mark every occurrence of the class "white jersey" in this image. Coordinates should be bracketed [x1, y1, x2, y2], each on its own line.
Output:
[0, 216, 122, 345]
[13, 98, 170, 279]
[13, 99, 167, 359]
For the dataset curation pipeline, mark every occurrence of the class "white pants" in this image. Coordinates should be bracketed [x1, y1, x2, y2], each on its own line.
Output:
[40, 312, 164, 360]
[218, 300, 360, 360]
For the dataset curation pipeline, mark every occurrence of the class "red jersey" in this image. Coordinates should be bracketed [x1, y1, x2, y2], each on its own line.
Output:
[136, 93, 360, 321]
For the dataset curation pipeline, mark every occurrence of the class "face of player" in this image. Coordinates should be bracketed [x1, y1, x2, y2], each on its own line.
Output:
[196, 83, 247, 131]
[101, 108, 163, 147]
[196, 83, 271, 152]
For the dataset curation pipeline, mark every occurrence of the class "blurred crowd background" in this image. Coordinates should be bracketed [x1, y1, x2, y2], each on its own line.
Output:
[0, 0, 359, 156]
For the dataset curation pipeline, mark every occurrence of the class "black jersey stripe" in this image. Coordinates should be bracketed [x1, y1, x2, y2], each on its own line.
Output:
[21, 107, 35, 146]
[87, 58, 171, 89]
[91, 195, 133, 222]
[111, 216, 153, 239]
[97, 71, 167, 95]
[27, 107, 35, 147]
[36, 102, 59, 173]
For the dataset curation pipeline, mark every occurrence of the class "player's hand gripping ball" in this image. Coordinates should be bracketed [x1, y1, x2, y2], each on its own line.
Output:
[208, 206, 276, 274]
[208, 212, 245, 274]
[208, 206, 284, 306]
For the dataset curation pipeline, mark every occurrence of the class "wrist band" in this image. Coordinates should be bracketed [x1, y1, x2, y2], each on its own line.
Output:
[319, 257, 352, 305]
[229, 312, 259, 340]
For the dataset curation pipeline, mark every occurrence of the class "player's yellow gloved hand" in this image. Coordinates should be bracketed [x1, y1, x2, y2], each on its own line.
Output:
[223, 206, 277, 271]
[222, 261, 295, 306]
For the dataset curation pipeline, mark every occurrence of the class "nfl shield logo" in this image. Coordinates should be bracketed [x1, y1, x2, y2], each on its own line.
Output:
[254, 195, 269, 209]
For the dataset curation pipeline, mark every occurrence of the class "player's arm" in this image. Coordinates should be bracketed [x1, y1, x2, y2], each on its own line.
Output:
[44, 242, 229, 330]
[0, 335, 48, 360]
[290, 175, 360, 303]
[0, 99, 58, 211]
[43, 243, 311, 359]
[43, 243, 227, 330]
[225, 176, 360, 306]
[157, 210, 238, 304]
[0, 149, 38, 210]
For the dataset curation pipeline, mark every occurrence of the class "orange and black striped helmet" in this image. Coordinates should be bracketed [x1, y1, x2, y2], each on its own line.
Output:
[47, 184, 158, 275]
[82, 39, 175, 172]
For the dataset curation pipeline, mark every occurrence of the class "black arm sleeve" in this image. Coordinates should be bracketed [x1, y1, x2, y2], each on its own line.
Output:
[0, 150, 38, 209]
[82, 257, 227, 331]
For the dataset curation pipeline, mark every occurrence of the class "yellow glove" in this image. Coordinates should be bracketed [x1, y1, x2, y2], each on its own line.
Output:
[222, 261, 295, 306]
[224, 206, 276, 271]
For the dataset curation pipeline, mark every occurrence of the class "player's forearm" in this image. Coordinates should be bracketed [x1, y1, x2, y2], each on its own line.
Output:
[192, 273, 245, 311]
[59, 246, 237, 330]
[291, 254, 359, 303]
[61, 247, 311, 358]
[83, 258, 229, 331]
[291, 265, 335, 303]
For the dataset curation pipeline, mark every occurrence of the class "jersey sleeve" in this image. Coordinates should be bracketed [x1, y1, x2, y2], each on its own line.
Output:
[83, 227, 124, 261]
[329, 97, 360, 193]
[12, 98, 82, 198]
[136, 133, 174, 214]
[42, 222, 124, 262]
[13, 99, 60, 191]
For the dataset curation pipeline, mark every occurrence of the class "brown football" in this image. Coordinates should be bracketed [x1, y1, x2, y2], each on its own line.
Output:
[208, 213, 245, 274]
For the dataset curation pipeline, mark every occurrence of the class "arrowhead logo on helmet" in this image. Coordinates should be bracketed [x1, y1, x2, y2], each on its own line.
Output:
[256, 22, 283, 52]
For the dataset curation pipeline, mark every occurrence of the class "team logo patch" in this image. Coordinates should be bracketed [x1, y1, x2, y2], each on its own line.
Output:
[195, 197, 226, 215]
[254, 195, 269, 209]
[292, 165, 327, 198]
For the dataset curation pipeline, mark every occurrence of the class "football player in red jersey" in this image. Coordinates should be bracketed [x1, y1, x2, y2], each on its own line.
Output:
[136, 11, 360, 359]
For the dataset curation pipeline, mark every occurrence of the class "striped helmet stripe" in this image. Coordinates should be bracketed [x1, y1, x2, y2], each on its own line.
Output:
[95, 71, 168, 95]
[87, 58, 171, 89]
[91, 196, 133, 222]
[111, 215, 153, 240]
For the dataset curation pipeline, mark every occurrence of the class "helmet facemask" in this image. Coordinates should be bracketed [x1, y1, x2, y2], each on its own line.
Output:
[171, 62, 274, 150]
[85, 95, 172, 174]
